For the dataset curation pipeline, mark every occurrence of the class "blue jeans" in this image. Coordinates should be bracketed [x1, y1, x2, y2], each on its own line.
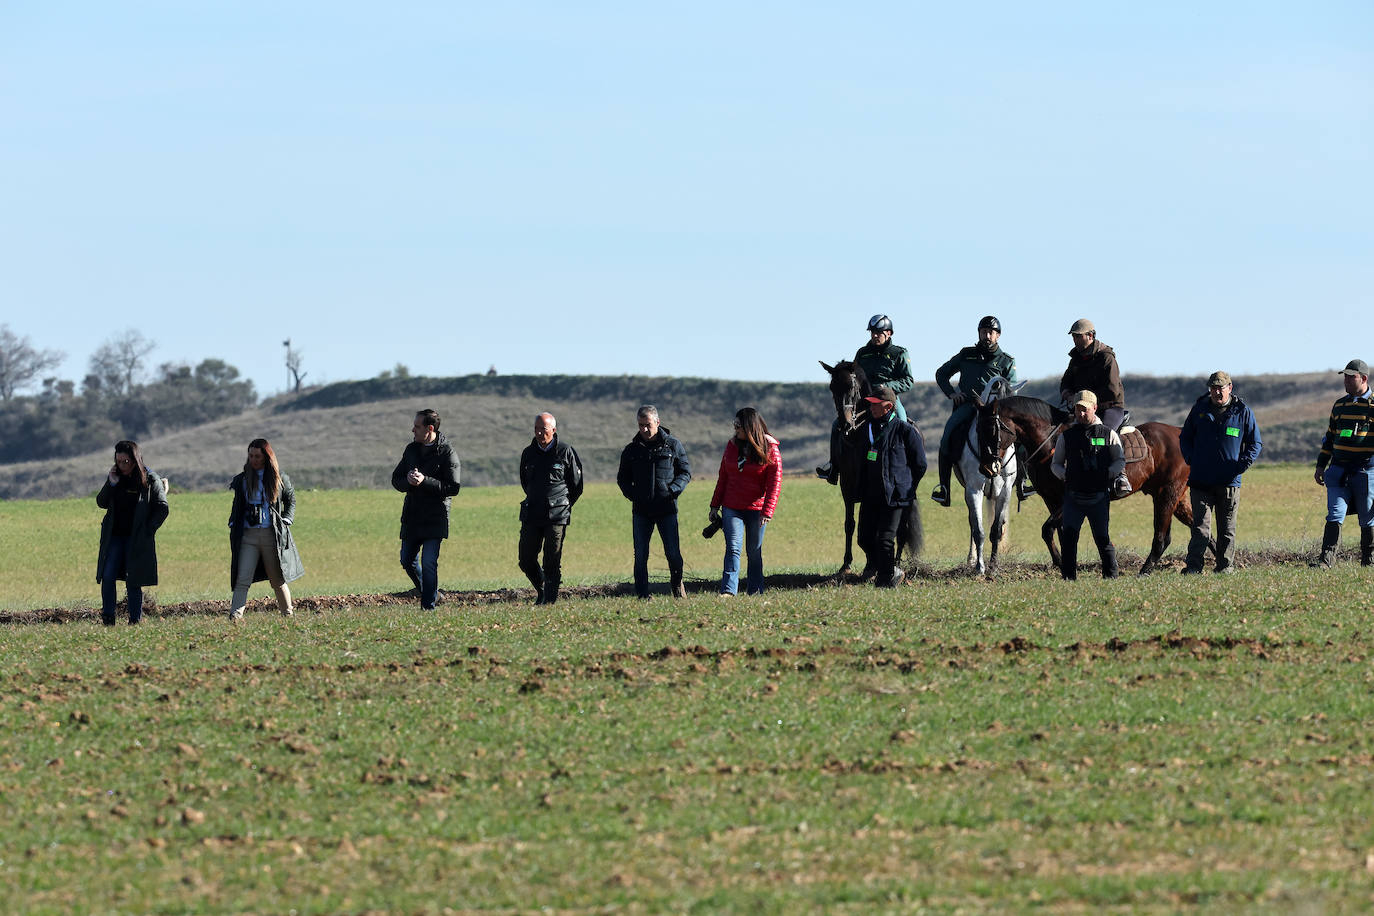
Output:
[101, 535, 143, 625]
[1324, 465, 1374, 527]
[720, 508, 767, 595]
[632, 513, 683, 598]
[400, 538, 442, 609]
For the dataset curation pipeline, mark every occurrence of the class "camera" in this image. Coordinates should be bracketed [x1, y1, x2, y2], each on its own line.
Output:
[701, 518, 723, 539]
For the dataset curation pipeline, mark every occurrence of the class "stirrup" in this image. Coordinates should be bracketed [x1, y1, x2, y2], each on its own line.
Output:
[1017, 478, 1036, 499]
[930, 485, 951, 507]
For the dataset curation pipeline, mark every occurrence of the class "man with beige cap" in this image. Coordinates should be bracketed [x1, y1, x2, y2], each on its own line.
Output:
[1051, 390, 1124, 579]
[1178, 371, 1262, 574]
[1310, 359, 1374, 568]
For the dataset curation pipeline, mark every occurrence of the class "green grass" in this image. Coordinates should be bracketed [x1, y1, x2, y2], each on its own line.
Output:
[2, 464, 1372, 912]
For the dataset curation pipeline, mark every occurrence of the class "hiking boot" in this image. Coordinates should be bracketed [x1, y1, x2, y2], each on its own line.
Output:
[670, 571, 686, 599]
[930, 485, 951, 507]
[1179, 566, 1203, 576]
[1310, 521, 1342, 568]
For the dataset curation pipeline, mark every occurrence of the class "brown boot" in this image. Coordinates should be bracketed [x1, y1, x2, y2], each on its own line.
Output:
[670, 570, 686, 599]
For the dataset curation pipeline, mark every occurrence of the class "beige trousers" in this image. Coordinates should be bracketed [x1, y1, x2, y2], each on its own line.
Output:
[231, 526, 292, 616]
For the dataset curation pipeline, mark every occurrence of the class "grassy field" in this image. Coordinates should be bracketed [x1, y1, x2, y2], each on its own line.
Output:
[3, 466, 1373, 912]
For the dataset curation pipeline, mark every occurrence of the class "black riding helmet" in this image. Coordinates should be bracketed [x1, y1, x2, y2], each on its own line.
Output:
[867, 314, 893, 334]
[978, 315, 1001, 332]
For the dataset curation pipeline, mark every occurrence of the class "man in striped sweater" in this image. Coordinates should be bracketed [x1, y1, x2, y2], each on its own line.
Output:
[1312, 359, 1374, 568]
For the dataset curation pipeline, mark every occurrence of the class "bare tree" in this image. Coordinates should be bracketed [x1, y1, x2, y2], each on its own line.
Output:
[283, 339, 307, 393]
[88, 330, 156, 396]
[0, 324, 65, 401]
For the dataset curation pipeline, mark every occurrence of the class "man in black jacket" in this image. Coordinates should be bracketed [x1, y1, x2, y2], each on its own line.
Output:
[617, 405, 692, 598]
[855, 386, 927, 588]
[391, 408, 462, 609]
[519, 412, 584, 605]
[1050, 390, 1124, 580]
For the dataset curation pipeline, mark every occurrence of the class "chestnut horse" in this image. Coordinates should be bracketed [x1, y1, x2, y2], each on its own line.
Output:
[820, 360, 923, 576]
[976, 388, 1194, 574]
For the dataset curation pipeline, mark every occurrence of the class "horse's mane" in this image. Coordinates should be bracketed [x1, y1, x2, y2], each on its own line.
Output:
[1001, 396, 1070, 426]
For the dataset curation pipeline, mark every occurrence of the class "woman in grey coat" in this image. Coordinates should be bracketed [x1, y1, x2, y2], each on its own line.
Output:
[227, 438, 303, 620]
[96, 440, 169, 626]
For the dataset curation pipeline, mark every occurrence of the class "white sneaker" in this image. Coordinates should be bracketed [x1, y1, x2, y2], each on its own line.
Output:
[229, 607, 244, 621]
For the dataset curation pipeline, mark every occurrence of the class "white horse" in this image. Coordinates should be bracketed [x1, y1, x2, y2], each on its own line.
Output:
[953, 375, 1022, 575]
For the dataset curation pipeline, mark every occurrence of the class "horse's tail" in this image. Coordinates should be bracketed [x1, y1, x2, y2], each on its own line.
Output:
[904, 500, 925, 559]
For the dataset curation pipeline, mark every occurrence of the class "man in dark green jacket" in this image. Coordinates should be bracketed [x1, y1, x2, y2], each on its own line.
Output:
[817, 314, 914, 483]
[519, 412, 584, 605]
[930, 316, 1018, 507]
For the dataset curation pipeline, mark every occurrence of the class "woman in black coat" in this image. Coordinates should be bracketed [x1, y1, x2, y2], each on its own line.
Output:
[95, 440, 169, 626]
[228, 438, 303, 620]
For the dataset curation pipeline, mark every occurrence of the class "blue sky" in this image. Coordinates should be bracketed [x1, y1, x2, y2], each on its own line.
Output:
[2, 2, 1370, 400]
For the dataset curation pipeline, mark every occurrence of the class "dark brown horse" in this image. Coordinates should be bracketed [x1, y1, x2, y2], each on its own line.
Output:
[820, 360, 923, 576]
[976, 392, 1194, 574]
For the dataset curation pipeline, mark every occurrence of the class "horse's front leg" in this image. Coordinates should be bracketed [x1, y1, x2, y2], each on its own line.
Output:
[840, 499, 856, 577]
[965, 485, 986, 574]
[987, 479, 1010, 577]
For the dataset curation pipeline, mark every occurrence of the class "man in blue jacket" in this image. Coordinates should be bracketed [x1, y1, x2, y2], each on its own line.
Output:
[1178, 371, 1262, 574]
[617, 405, 692, 598]
[854, 385, 927, 588]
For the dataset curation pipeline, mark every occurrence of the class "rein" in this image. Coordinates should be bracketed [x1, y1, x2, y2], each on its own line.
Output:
[1023, 421, 1064, 463]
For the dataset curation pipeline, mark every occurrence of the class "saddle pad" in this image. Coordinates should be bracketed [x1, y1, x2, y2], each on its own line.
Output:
[1120, 427, 1149, 464]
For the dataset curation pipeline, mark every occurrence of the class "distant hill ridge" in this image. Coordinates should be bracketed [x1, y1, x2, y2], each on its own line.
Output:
[0, 371, 1340, 499]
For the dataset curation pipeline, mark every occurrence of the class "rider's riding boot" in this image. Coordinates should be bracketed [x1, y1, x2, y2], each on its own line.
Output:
[930, 453, 952, 507]
[1361, 527, 1374, 567]
[1310, 521, 1342, 568]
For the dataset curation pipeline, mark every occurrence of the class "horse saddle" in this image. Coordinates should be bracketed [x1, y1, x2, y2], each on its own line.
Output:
[1119, 426, 1148, 464]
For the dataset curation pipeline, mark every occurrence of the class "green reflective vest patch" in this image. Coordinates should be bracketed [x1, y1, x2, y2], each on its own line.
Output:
[1090, 437, 1106, 446]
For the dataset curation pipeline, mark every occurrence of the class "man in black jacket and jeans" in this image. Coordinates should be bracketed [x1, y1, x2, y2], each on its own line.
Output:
[391, 408, 462, 609]
[617, 405, 692, 598]
[519, 412, 584, 605]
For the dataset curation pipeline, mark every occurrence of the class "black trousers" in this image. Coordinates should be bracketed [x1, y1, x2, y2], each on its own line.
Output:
[1061, 493, 1118, 579]
[857, 498, 903, 585]
[519, 522, 567, 603]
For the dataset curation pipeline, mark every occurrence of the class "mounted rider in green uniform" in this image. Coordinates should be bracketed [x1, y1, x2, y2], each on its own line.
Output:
[929, 316, 1020, 507]
[816, 314, 915, 484]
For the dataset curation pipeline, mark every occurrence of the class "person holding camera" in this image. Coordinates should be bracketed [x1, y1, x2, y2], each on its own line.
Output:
[228, 438, 303, 620]
[96, 439, 169, 626]
[708, 407, 782, 596]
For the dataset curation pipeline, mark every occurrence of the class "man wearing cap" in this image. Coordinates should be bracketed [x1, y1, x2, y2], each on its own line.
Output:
[1310, 360, 1374, 568]
[1178, 371, 1262, 574]
[1060, 318, 1130, 496]
[853, 385, 927, 587]
[930, 316, 1019, 507]
[817, 315, 915, 484]
[1050, 390, 1124, 580]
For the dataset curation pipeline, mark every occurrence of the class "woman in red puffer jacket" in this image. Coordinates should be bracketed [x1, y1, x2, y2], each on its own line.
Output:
[708, 408, 782, 595]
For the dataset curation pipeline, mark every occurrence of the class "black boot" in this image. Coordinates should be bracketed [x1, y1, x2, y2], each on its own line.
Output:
[543, 577, 560, 605]
[1099, 541, 1119, 579]
[931, 451, 952, 507]
[1361, 527, 1373, 567]
[1310, 521, 1342, 568]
